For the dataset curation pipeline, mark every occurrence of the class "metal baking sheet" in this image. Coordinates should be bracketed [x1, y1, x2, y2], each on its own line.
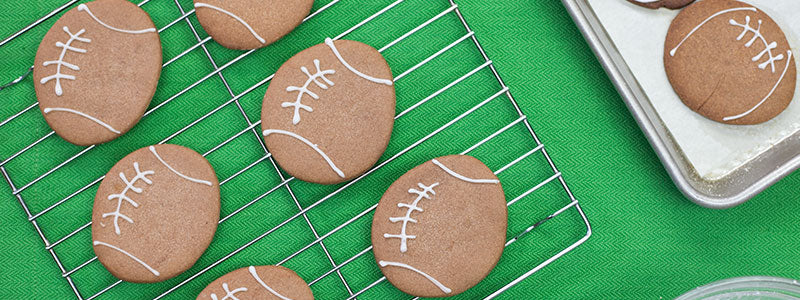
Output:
[562, 0, 800, 208]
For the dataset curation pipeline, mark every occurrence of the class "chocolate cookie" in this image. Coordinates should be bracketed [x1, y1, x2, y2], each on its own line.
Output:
[627, 0, 695, 9]
[34, 0, 161, 146]
[197, 266, 314, 300]
[92, 144, 219, 282]
[193, 0, 314, 50]
[371, 155, 507, 297]
[664, 0, 796, 125]
[261, 38, 395, 184]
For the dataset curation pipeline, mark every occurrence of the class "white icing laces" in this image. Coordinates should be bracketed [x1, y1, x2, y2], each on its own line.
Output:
[210, 283, 247, 300]
[40, 26, 91, 96]
[282, 59, 335, 125]
[280, 38, 393, 125]
[729, 15, 784, 72]
[383, 182, 439, 253]
[248, 266, 293, 300]
[102, 162, 154, 235]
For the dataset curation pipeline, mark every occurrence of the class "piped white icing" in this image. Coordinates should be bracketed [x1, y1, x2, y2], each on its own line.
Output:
[102, 162, 154, 235]
[194, 3, 265, 44]
[378, 261, 451, 294]
[78, 4, 156, 34]
[282, 59, 335, 125]
[248, 266, 292, 300]
[148, 146, 213, 186]
[324, 38, 393, 85]
[262, 129, 345, 178]
[210, 283, 247, 300]
[40, 26, 91, 96]
[669, 7, 757, 57]
[724, 50, 793, 121]
[43, 107, 121, 134]
[431, 159, 499, 184]
[729, 15, 784, 72]
[93, 240, 160, 276]
[384, 182, 439, 253]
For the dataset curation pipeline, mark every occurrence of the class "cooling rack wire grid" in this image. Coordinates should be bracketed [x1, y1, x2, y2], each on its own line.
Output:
[0, 0, 592, 299]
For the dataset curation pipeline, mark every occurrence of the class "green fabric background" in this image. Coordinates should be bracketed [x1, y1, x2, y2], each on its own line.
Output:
[2, 0, 800, 299]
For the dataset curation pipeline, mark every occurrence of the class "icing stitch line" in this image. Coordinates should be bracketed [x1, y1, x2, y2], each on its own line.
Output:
[78, 4, 156, 34]
[724, 50, 793, 121]
[148, 146, 213, 186]
[378, 261, 451, 294]
[248, 266, 292, 300]
[431, 159, 499, 184]
[384, 182, 439, 253]
[262, 129, 345, 178]
[40, 26, 90, 96]
[729, 15, 784, 72]
[103, 162, 154, 235]
[324, 38, 393, 86]
[210, 283, 247, 300]
[282, 59, 335, 125]
[93, 240, 160, 276]
[669, 7, 757, 57]
[194, 3, 265, 44]
[43, 107, 121, 134]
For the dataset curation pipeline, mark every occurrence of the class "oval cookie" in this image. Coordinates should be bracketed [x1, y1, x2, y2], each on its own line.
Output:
[627, 0, 695, 9]
[92, 144, 219, 282]
[371, 155, 507, 297]
[193, 0, 314, 50]
[197, 266, 314, 300]
[664, 0, 796, 125]
[34, 0, 161, 146]
[261, 38, 395, 185]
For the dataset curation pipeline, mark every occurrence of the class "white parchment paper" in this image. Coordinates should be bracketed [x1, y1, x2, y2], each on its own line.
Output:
[586, 0, 800, 179]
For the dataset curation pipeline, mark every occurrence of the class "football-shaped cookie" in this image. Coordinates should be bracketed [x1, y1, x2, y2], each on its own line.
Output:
[261, 38, 395, 184]
[193, 0, 313, 50]
[34, 0, 161, 146]
[197, 266, 314, 300]
[92, 144, 219, 283]
[627, 0, 695, 9]
[664, 0, 796, 125]
[371, 155, 507, 297]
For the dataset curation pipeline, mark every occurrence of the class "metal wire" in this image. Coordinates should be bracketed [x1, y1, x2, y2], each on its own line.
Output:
[0, 0, 591, 299]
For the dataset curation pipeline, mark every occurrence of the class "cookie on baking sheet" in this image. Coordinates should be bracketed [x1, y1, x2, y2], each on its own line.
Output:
[627, 0, 695, 9]
[92, 144, 219, 283]
[261, 38, 395, 185]
[34, 0, 161, 146]
[197, 265, 314, 300]
[371, 155, 507, 297]
[664, 0, 796, 125]
[193, 0, 314, 50]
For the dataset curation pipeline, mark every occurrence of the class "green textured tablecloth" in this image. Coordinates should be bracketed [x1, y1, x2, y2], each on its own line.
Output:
[2, 0, 800, 299]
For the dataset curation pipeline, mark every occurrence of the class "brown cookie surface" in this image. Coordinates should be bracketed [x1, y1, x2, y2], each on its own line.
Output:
[197, 266, 313, 300]
[627, 0, 695, 9]
[33, 0, 161, 146]
[664, 0, 796, 125]
[92, 144, 219, 283]
[371, 155, 507, 297]
[261, 38, 395, 184]
[193, 0, 313, 50]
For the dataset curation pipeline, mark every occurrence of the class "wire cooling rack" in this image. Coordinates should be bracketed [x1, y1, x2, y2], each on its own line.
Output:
[0, 0, 591, 299]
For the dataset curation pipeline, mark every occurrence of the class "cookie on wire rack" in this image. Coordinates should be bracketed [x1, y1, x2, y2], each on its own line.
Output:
[193, 0, 314, 50]
[33, 0, 161, 146]
[261, 38, 395, 185]
[92, 144, 219, 283]
[664, 0, 796, 124]
[197, 265, 314, 300]
[371, 155, 507, 297]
